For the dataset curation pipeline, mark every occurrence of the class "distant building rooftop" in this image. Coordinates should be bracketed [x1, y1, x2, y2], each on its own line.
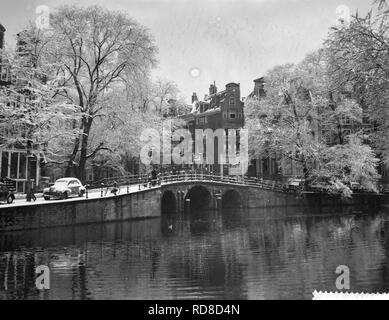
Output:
[254, 77, 265, 83]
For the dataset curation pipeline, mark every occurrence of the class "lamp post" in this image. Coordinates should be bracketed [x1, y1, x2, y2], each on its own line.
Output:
[198, 153, 203, 178]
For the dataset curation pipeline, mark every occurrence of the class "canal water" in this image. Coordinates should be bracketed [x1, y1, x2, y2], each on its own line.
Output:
[1, 206, 389, 300]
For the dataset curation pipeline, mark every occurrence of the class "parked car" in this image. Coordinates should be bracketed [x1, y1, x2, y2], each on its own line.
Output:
[308, 182, 327, 193]
[0, 182, 15, 204]
[349, 182, 362, 192]
[43, 178, 86, 200]
[380, 184, 389, 194]
[306, 176, 331, 193]
[283, 178, 305, 192]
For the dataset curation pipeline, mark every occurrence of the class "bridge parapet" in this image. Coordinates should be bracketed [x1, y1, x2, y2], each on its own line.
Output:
[160, 173, 284, 192]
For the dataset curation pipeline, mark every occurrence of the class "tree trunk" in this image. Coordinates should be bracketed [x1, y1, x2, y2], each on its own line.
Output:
[65, 139, 79, 177]
[77, 117, 93, 182]
[66, 120, 83, 177]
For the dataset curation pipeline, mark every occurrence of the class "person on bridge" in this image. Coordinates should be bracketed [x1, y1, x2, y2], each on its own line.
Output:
[107, 181, 119, 196]
[151, 168, 158, 186]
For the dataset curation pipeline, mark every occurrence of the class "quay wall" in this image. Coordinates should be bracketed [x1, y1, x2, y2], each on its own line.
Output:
[0, 189, 161, 232]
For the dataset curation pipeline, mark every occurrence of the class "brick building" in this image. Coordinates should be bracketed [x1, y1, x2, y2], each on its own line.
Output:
[0, 27, 46, 192]
[181, 81, 245, 175]
[0, 24, 9, 86]
[0, 24, 4, 49]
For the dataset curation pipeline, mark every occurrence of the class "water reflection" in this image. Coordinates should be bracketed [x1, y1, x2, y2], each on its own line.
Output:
[1, 207, 389, 299]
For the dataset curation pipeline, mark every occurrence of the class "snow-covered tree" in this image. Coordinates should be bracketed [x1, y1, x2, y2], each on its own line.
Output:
[24, 5, 158, 180]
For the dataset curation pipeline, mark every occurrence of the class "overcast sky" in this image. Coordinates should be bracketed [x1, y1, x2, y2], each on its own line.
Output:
[1, 0, 372, 102]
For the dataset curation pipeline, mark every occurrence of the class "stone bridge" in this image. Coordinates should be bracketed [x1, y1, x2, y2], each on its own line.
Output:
[160, 176, 294, 214]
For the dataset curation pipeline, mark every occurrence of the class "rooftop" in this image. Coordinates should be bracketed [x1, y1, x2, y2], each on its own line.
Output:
[226, 82, 240, 87]
[254, 77, 265, 83]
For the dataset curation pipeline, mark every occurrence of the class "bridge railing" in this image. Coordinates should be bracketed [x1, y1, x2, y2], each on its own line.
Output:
[88, 174, 152, 189]
[159, 173, 285, 192]
[88, 172, 285, 192]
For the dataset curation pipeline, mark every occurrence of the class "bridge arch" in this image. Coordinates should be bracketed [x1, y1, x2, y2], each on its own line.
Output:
[222, 189, 243, 209]
[161, 190, 177, 214]
[185, 185, 212, 211]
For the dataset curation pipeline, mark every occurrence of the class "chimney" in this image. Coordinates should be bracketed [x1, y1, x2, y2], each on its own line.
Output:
[209, 81, 217, 96]
[0, 24, 5, 49]
[253, 77, 265, 97]
[192, 92, 198, 103]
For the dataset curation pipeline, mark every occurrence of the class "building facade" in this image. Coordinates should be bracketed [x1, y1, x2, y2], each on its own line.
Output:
[181, 82, 245, 175]
[0, 26, 46, 192]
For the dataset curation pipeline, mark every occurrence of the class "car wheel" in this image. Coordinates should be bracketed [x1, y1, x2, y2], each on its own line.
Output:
[44, 196, 50, 201]
[62, 192, 68, 200]
[79, 190, 84, 197]
[6, 195, 14, 204]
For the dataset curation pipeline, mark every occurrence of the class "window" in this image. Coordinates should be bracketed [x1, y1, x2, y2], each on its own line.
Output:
[19, 153, 26, 179]
[223, 112, 227, 119]
[362, 116, 370, 125]
[198, 117, 207, 124]
[229, 97, 235, 105]
[10, 152, 18, 179]
[238, 113, 242, 119]
[343, 129, 351, 136]
[1, 152, 9, 178]
[1, 67, 8, 81]
[341, 115, 351, 125]
[321, 130, 331, 144]
[229, 113, 236, 119]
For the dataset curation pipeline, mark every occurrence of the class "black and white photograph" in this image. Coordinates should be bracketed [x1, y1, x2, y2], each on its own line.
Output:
[0, 0, 389, 305]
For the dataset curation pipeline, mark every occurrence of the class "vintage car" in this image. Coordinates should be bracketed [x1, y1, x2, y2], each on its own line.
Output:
[0, 182, 15, 204]
[283, 178, 305, 192]
[43, 178, 86, 200]
[349, 181, 363, 192]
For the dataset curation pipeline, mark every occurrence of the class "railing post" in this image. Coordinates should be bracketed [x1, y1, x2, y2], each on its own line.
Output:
[85, 184, 90, 199]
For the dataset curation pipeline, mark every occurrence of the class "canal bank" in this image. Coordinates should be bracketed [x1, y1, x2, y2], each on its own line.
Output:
[0, 187, 161, 232]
